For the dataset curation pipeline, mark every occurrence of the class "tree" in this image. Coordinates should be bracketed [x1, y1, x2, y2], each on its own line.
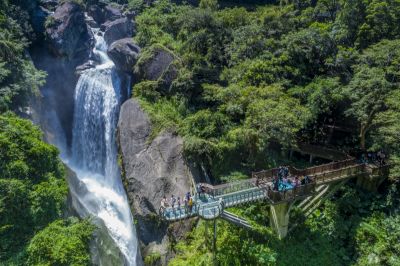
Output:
[355, 213, 400, 265]
[0, 179, 32, 257]
[27, 218, 95, 266]
[345, 66, 392, 150]
[199, 0, 219, 10]
[357, 0, 400, 49]
[0, 2, 46, 112]
[0, 113, 64, 181]
[371, 89, 400, 179]
[345, 39, 400, 150]
[244, 85, 311, 148]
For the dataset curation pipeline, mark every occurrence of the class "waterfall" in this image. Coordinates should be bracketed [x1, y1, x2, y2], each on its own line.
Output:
[68, 28, 141, 265]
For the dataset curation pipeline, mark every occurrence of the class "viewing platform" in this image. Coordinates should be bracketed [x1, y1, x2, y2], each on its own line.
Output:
[160, 158, 389, 238]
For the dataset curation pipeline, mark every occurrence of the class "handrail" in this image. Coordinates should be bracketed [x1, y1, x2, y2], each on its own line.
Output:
[162, 159, 389, 221]
[252, 158, 358, 180]
[266, 182, 317, 203]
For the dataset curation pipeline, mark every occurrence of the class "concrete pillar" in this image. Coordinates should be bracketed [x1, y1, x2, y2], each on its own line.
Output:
[356, 175, 385, 192]
[356, 165, 388, 192]
[309, 154, 313, 164]
[270, 202, 290, 239]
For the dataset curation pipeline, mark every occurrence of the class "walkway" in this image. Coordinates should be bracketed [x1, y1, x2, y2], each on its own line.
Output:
[161, 159, 389, 222]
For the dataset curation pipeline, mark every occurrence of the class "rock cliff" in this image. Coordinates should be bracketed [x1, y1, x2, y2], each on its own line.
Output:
[117, 98, 197, 262]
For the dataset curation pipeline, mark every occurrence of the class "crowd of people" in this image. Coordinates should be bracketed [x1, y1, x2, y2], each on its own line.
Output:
[359, 151, 387, 166]
[271, 166, 312, 192]
[160, 192, 195, 215]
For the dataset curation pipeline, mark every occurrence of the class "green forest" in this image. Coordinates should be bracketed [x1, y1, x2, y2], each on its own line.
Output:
[134, 0, 400, 265]
[1, 0, 400, 265]
[0, 1, 94, 264]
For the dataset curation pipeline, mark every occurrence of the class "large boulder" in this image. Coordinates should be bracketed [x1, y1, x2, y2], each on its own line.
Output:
[103, 17, 134, 46]
[117, 99, 197, 261]
[104, 4, 123, 21]
[107, 38, 140, 72]
[45, 1, 93, 59]
[134, 45, 179, 93]
[88, 3, 123, 25]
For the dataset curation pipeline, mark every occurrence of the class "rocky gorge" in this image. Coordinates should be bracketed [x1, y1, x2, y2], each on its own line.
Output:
[27, 0, 196, 264]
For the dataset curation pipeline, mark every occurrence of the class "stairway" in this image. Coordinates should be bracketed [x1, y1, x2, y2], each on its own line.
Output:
[299, 184, 330, 214]
[220, 210, 253, 230]
[298, 180, 347, 217]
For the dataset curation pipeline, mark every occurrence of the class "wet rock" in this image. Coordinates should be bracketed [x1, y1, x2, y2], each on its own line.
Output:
[87, 4, 105, 24]
[107, 38, 140, 72]
[75, 61, 96, 74]
[103, 17, 134, 46]
[88, 3, 123, 25]
[45, 1, 93, 59]
[104, 4, 123, 21]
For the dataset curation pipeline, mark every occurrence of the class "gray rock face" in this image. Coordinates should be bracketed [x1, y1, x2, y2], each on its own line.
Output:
[117, 99, 196, 258]
[88, 3, 123, 25]
[135, 45, 179, 94]
[107, 38, 140, 72]
[45, 1, 93, 59]
[103, 17, 134, 46]
[104, 5, 123, 21]
[136, 47, 175, 81]
[87, 4, 104, 24]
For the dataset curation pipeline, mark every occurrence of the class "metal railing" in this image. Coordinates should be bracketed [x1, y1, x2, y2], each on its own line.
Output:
[199, 178, 258, 197]
[221, 188, 266, 207]
[313, 164, 366, 184]
[266, 182, 317, 203]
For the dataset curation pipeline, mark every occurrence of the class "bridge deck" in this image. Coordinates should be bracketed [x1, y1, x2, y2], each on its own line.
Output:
[161, 161, 387, 222]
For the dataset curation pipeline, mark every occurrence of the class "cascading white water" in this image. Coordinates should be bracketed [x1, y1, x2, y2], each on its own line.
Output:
[68, 28, 141, 265]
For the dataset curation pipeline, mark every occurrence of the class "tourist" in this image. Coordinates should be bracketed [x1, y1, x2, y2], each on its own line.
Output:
[184, 197, 188, 214]
[197, 183, 202, 198]
[171, 195, 176, 211]
[294, 176, 300, 187]
[160, 196, 167, 214]
[284, 166, 289, 177]
[177, 197, 181, 213]
[186, 191, 191, 201]
[188, 196, 193, 213]
[273, 176, 279, 191]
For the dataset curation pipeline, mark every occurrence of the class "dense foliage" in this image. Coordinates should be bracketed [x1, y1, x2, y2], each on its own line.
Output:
[26, 218, 95, 266]
[0, 114, 95, 265]
[133, 0, 400, 180]
[133, 0, 400, 265]
[0, 0, 46, 112]
[167, 182, 400, 265]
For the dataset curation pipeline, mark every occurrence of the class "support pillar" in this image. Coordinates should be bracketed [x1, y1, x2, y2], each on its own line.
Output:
[356, 175, 386, 192]
[270, 202, 290, 239]
[213, 219, 217, 265]
[309, 154, 314, 164]
[356, 165, 388, 192]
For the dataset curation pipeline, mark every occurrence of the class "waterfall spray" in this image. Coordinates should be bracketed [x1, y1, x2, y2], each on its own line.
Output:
[68, 27, 141, 265]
